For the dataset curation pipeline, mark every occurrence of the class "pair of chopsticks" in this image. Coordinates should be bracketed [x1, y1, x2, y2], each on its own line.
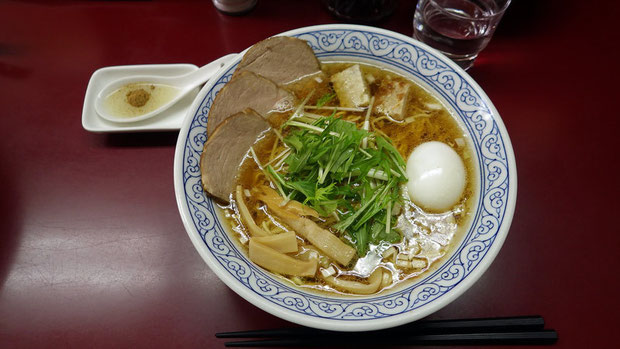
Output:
[216, 315, 558, 347]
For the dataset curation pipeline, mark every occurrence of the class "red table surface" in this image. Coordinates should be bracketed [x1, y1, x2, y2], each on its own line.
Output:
[1, 0, 618, 348]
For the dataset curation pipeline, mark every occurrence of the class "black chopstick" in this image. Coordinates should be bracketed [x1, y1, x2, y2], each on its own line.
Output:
[399, 315, 546, 334]
[216, 315, 545, 338]
[216, 315, 558, 347]
[223, 330, 558, 347]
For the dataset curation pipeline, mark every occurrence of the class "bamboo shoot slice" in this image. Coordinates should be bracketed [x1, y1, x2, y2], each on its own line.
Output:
[252, 231, 298, 253]
[291, 216, 355, 266]
[236, 186, 269, 237]
[255, 186, 356, 265]
[323, 267, 383, 295]
[259, 195, 356, 266]
[249, 239, 317, 277]
[254, 186, 319, 218]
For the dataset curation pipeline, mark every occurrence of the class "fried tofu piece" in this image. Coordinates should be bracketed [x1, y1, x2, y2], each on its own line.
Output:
[373, 77, 411, 120]
[330, 64, 370, 108]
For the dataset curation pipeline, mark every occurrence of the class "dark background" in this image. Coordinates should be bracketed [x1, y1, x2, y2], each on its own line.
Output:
[1, 0, 618, 347]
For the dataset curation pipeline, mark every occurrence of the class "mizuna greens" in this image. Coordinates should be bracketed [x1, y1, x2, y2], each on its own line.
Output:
[265, 101, 409, 257]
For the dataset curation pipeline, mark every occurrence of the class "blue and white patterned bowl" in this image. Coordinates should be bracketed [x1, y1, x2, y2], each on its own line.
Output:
[174, 24, 517, 331]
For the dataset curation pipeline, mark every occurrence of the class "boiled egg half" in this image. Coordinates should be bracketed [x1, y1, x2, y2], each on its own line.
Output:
[406, 141, 466, 212]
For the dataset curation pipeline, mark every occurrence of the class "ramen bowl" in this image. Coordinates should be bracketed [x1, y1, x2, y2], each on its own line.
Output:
[173, 24, 516, 331]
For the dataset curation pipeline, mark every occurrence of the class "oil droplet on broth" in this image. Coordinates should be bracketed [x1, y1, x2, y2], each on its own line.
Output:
[103, 82, 180, 118]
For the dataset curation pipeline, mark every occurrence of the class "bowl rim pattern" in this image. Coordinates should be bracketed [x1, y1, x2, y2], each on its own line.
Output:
[173, 24, 517, 332]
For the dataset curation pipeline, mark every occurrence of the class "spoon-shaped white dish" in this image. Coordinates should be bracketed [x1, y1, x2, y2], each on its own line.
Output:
[95, 53, 237, 123]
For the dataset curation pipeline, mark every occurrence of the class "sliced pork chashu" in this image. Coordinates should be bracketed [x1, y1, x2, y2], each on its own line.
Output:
[235, 36, 322, 86]
[206, 71, 294, 136]
[201, 109, 272, 203]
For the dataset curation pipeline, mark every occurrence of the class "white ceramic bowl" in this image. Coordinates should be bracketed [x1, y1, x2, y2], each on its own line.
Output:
[174, 24, 517, 332]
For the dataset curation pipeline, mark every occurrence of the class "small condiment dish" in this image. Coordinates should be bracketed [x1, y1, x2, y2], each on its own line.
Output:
[83, 64, 197, 133]
[94, 54, 237, 124]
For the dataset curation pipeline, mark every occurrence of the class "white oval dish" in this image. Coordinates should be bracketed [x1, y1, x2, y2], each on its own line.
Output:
[83, 64, 199, 133]
[173, 24, 517, 332]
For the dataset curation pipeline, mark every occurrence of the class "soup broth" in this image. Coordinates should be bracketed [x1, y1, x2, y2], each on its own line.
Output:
[219, 62, 476, 295]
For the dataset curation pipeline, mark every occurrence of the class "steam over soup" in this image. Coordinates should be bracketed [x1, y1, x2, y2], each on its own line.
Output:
[203, 56, 475, 295]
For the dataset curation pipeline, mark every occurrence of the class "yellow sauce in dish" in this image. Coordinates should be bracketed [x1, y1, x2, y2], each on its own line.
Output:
[103, 82, 179, 118]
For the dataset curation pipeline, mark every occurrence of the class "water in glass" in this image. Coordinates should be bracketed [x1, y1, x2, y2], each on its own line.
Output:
[414, 0, 509, 70]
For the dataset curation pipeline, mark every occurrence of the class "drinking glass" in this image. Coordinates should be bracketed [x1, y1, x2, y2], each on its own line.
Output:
[413, 0, 511, 70]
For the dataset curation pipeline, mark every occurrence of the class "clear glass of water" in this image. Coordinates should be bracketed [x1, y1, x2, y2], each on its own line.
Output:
[413, 0, 511, 70]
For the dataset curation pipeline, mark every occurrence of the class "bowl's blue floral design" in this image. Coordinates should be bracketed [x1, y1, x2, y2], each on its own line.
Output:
[178, 27, 513, 323]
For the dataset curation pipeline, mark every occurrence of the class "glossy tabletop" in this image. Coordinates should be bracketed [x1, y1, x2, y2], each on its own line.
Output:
[1, 1, 618, 348]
